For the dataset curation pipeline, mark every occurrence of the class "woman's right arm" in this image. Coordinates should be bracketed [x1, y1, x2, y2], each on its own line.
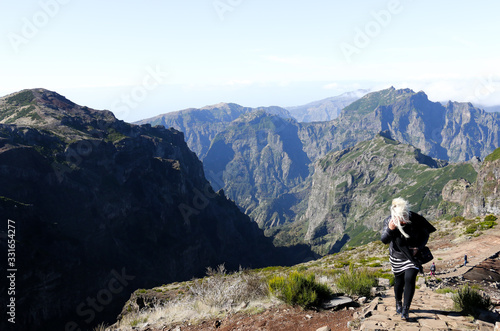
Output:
[381, 217, 397, 244]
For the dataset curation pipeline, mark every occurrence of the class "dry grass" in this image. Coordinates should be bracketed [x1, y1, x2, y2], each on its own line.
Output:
[108, 265, 272, 330]
[189, 264, 268, 308]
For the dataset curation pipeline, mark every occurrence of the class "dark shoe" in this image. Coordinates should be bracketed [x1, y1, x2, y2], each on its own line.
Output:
[401, 306, 410, 320]
[396, 300, 402, 314]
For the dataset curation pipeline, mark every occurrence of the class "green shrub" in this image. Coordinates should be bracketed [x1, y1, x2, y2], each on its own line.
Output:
[484, 214, 498, 223]
[452, 284, 492, 317]
[451, 216, 465, 224]
[6, 90, 35, 106]
[463, 215, 498, 235]
[335, 265, 378, 297]
[296, 266, 308, 272]
[464, 225, 477, 234]
[268, 271, 332, 309]
[478, 220, 497, 230]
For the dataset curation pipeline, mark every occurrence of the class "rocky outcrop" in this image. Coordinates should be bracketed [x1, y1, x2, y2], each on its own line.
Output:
[0, 89, 291, 331]
[465, 153, 500, 217]
[464, 251, 500, 282]
[135, 103, 292, 159]
[298, 87, 500, 163]
[442, 148, 500, 217]
[299, 134, 477, 255]
[442, 178, 473, 204]
[203, 111, 310, 224]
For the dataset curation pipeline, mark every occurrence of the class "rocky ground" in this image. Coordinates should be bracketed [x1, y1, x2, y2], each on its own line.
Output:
[168, 306, 356, 331]
[352, 220, 500, 331]
[111, 221, 500, 331]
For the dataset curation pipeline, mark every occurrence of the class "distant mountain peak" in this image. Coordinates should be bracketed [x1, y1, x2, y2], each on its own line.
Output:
[285, 90, 369, 122]
[341, 87, 418, 117]
[3, 88, 77, 109]
[32, 88, 76, 110]
[201, 102, 245, 111]
[0, 88, 118, 140]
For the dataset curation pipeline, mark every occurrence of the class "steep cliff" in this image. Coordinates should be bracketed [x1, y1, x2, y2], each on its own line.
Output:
[443, 147, 500, 217]
[329, 87, 500, 162]
[203, 111, 310, 223]
[199, 89, 498, 243]
[0, 89, 289, 330]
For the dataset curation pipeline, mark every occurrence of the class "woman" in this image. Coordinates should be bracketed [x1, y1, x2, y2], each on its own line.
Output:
[430, 262, 436, 277]
[381, 198, 436, 320]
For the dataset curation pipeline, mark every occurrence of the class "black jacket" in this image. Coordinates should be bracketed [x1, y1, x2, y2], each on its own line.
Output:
[381, 211, 436, 269]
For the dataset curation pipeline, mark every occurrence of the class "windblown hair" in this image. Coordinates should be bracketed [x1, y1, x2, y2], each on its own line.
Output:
[391, 197, 411, 238]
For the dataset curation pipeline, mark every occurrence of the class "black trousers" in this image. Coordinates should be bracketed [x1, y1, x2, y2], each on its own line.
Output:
[393, 268, 419, 307]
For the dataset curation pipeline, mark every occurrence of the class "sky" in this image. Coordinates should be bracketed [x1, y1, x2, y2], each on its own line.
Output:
[1, 0, 499, 122]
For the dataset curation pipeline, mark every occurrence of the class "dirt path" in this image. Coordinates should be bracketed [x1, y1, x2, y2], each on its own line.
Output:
[428, 225, 500, 278]
[175, 306, 356, 331]
[355, 226, 500, 330]
[123, 226, 500, 331]
[354, 287, 495, 330]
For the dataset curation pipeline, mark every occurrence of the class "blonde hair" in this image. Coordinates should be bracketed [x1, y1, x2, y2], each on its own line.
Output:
[391, 198, 411, 238]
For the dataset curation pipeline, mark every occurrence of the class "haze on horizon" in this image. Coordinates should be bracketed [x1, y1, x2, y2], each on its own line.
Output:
[1, 0, 499, 122]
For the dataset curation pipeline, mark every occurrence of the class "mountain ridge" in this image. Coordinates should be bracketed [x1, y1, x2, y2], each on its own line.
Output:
[0, 89, 303, 330]
[135, 102, 292, 158]
[150, 87, 499, 254]
[285, 89, 369, 122]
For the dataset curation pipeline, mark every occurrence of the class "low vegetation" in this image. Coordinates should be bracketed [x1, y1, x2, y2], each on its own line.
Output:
[268, 271, 332, 308]
[483, 146, 500, 162]
[452, 284, 492, 317]
[435, 287, 455, 295]
[108, 214, 499, 330]
[5, 90, 35, 106]
[111, 250, 388, 330]
[189, 264, 268, 308]
[335, 265, 378, 297]
[452, 214, 498, 236]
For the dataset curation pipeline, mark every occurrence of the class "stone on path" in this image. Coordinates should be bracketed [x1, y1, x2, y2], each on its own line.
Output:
[353, 287, 494, 330]
[322, 296, 352, 309]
